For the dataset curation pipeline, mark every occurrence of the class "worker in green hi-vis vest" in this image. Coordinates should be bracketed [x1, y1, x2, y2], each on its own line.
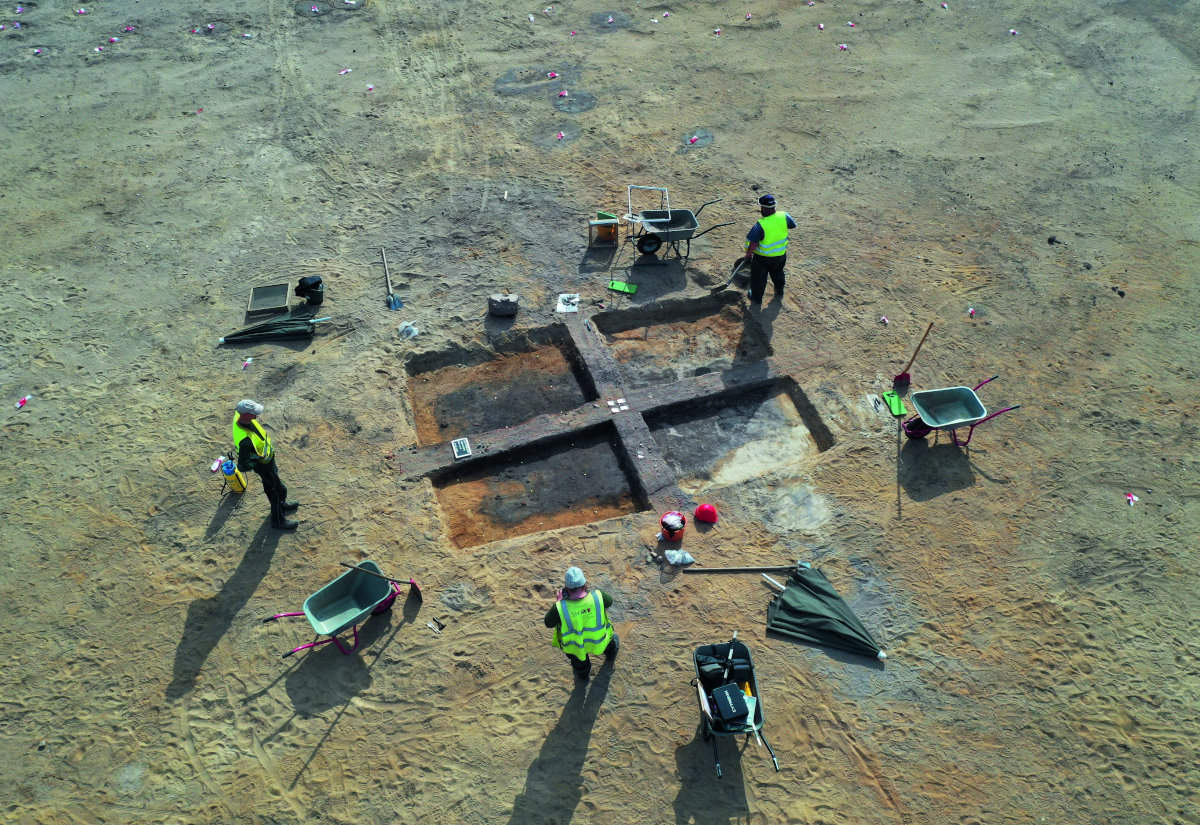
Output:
[742, 193, 797, 305]
[544, 566, 619, 682]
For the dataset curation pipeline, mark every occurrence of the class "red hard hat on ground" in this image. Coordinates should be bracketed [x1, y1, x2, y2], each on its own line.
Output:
[694, 503, 718, 523]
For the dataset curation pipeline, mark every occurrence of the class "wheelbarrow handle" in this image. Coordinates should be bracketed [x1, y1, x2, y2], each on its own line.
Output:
[338, 562, 423, 600]
[973, 374, 1000, 391]
[979, 404, 1020, 424]
[691, 221, 734, 239]
[693, 197, 723, 218]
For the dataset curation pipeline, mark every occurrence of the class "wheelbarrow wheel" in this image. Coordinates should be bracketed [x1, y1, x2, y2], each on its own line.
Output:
[903, 415, 933, 439]
[636, 233, 663, 255]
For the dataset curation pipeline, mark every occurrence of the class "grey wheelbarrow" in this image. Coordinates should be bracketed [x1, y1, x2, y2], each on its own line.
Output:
[261, 560, 419, 658]
[902, 375, 1021, 446]
[623, 185, 733, 264]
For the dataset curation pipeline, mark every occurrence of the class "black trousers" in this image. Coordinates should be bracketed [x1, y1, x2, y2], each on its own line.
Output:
[254, 458, 289, 525]
[566, 634, 620, 679]
[748, 253, 786, 303]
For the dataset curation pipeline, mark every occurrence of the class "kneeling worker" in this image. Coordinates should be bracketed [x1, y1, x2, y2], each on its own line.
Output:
[232, 399, 299, 530]
[544, 566, 619, 681]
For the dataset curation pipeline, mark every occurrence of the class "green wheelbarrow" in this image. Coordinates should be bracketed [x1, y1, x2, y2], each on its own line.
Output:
[262, 560, 418, 658]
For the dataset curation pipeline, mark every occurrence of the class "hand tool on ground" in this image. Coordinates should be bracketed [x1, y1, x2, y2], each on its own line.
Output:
[892, 321, 933, 392]
[381, 248, 402, 310]
[338, 561, 421, 600]
[710, 257, 747, 294]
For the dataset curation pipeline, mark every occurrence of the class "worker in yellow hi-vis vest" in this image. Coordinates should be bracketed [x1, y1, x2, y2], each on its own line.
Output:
[742, 193, 797, 305]
[544, 566, 619, 681]
[232, 399, 300, 530]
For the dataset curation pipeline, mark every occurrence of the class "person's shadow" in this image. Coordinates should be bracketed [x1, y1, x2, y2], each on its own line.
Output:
[672, 722, 750, 824]
[505, 665, 613, 825]
[203, 491, 243, 540]
[165, 520, 280, 699]
[750, 294, 783, 342]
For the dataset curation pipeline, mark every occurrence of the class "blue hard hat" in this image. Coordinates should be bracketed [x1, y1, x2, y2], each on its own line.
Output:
[564, 566, 586, 589]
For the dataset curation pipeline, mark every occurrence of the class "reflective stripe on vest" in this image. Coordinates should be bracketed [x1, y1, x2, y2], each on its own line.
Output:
[553, 591, 613, 660]
[231, 414, 273, 461]
[747, 211, 789, 257]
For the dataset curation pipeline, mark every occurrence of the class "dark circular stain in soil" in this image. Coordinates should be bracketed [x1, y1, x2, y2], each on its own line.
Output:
[681, 127, 714, 148]
[531, 122, 582, 148]
[494, 65, 579, 97]
[590, 11, 632, 30]
[552, 90, 597, 113]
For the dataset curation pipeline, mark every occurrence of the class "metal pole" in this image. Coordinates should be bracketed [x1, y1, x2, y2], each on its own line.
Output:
[682, 565, 797, 574]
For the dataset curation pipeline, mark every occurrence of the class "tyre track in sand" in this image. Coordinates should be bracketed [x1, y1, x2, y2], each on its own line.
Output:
[264, 0, 402, 231]
[373, 0, 486, 197]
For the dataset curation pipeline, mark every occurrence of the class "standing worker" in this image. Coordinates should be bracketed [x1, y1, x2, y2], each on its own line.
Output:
[544, 566, 619, 682]
[232, 399, 299, 530]
[742, 193, 797, 305]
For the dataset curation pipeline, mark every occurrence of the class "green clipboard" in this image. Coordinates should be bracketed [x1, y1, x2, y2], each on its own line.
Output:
[881, 390, 907, 417]
[608, 280, 638, 294]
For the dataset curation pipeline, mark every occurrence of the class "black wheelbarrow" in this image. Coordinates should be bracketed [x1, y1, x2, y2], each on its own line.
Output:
[691, 631, 780, 778]
[624, 185, 732, 264]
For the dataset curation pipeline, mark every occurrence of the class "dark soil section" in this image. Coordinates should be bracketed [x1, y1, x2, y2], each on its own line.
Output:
[409, 346, 590, 445]
[434, 427, 638, 547]
[645, 386, 798, 480]
[600, 303, 770, 388]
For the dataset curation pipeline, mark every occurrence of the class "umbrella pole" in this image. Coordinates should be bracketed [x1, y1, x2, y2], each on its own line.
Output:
[683, 564, 798, 574]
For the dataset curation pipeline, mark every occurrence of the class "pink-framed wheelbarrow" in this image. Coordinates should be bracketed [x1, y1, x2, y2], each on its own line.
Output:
[262, 560, 419, 658]
[902, 375, 1020, 446]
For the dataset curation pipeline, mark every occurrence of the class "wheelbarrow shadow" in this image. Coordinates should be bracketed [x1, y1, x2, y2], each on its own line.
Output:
[898, 437, 975, 502]
[282, 613, 397, 717]
[505, 666, 612, 825]
[672, 721, 749, 825]
[283, 588, 422, 788]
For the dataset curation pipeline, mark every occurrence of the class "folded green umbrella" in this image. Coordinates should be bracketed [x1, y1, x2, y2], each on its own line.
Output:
[218, 316, 331, 345]
[766, 565, 886, 661]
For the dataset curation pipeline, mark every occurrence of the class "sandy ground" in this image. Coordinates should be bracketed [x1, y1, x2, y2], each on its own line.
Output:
[2, 0, 1199, 823]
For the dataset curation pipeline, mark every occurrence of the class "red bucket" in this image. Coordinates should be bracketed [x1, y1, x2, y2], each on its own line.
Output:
[660, 511, 686, 541]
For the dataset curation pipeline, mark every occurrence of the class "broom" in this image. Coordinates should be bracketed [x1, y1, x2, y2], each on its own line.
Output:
[893, 322, 933, 391]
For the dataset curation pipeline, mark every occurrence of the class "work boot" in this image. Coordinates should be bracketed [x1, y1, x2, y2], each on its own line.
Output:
[272, 518, 299, 530]
[282, 500, 300, 512]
